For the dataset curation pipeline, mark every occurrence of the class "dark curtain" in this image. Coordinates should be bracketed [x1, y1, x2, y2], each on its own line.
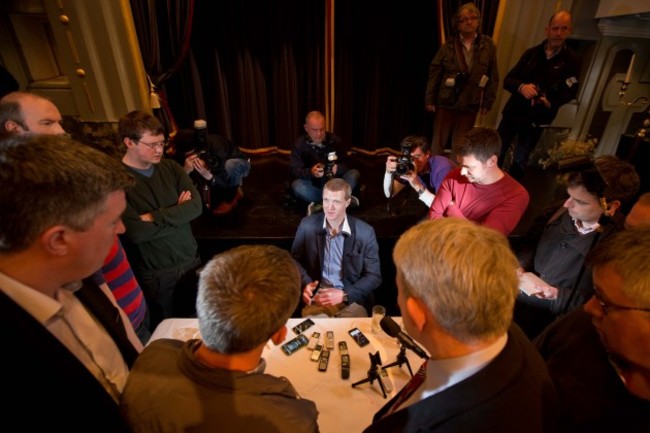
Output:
[131, 1, 498, 152]
[164, 0, 325, 152]
[129, 0, 195, 136]
[334, 1, 440, 151]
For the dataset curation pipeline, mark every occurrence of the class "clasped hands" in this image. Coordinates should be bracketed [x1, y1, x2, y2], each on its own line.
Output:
[520, 83, 550, 108]
[302, 280, 345, 306]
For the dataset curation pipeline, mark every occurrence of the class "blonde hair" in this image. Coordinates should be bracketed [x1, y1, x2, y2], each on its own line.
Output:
[394, 218, 518, 343]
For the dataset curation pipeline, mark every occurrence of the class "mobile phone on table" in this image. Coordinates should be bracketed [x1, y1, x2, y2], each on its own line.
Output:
[310, 344, 323, 362]
[339, 341, 350, 379]
[348, 327, 370, 347]
[307, 332, 321, 350]
[325, 331, 334, 350]
[318, 349, 330, 372]
[292, 318, 315, 335]
[281, 334, 309, 356]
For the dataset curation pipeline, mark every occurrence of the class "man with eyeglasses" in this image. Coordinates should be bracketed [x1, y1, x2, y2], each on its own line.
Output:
[384, 135, 455, 208]
[534, 227, 650, 432]
[119, 110, 203, 332]
[497, 10, 580, 181]
[424, 2, 499, 157]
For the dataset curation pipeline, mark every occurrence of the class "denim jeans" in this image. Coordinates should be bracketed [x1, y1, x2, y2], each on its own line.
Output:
[291, 168, 361, 203]
[224, 158, 251, 187]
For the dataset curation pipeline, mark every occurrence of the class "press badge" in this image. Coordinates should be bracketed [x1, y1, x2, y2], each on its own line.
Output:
[445, 77, 456, 87]
[566, 76, 577, 88]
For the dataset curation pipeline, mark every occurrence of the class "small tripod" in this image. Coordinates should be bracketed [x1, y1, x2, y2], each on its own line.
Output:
[351, 351, 389, 398]
[381, 345, 413, 377]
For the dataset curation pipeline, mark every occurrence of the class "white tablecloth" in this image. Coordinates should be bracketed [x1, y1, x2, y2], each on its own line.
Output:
[150, 317, 425, 433]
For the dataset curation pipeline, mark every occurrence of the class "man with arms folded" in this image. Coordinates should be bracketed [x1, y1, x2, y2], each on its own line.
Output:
[0, 134, 140, 432]
[292, 178, 381, 317]
[119, 110, 203, 331]
[428, 126, 529, 235]
[120, 244, 319, 433]
[535, 227, 650, 432]
[364, 218, 557, 432]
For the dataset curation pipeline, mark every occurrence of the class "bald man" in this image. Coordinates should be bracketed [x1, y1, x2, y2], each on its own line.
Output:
[0, 91, 65, 135]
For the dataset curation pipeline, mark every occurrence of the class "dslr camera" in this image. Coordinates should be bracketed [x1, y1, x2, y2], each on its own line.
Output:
[395, 143, 415, 176]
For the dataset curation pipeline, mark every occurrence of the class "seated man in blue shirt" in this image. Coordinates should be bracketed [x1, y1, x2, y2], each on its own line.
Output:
[291, 178, 382, 317]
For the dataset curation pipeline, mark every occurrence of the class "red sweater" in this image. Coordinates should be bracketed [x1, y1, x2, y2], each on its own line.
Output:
[428, 168, 529, 235]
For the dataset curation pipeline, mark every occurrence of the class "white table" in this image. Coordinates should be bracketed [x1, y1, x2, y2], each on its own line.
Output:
[150, 317, 426, 433]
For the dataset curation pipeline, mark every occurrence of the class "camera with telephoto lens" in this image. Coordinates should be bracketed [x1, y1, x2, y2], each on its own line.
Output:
[395, 143, 415, 176]
[325, 151, 338, 179]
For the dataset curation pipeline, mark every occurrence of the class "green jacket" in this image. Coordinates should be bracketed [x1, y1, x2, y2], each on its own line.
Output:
[425, 34, 499, 112]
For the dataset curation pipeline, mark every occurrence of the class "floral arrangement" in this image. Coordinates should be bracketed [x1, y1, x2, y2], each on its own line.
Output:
[539, 135, 597, 169]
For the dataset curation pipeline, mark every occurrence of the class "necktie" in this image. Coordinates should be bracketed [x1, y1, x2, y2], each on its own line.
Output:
[382, 360, 428, 417]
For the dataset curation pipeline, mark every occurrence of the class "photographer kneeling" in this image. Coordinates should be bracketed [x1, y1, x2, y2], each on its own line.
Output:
[383, 135, 455, 207]
[173, 128, 251, 216]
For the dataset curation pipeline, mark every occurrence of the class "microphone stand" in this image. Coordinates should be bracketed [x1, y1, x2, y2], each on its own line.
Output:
[351, 351, 389, 398]
[381, 344, 414, 377]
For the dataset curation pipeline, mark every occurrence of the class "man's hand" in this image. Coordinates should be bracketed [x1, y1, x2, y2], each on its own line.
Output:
[178, 190, 192, 204]
[191, 157, 213, 180]
[310, 287, 345, 307]
[400, 170, 425, 192]
[385, 156, 397, 173]
[302, 281, 320, 305]
[182, 155, 195, 174]
[533, 285, 559, 300]
[311, 163, 325, 178]
[425, 104, 436, 112]
[519, 83, 539, 100]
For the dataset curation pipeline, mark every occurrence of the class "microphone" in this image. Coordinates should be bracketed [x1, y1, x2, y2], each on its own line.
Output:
[380, 316, 428, 359]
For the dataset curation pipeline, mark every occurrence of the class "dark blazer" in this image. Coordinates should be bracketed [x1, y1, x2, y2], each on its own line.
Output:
[291, 213, 382, 312]
[535, 309, 650, 433]
[0, 279, 137, 433]
[364, 325, 558, 433]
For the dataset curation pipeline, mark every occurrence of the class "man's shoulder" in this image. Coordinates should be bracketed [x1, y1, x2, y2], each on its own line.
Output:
[478, 34, 496, 47]
[347, 215, 376, 235]
[431, 155, 456, 169]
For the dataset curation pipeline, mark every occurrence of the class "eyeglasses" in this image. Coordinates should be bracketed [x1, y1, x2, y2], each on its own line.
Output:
[135, 139, 168, 150]
[592, 286, 650, 315]
[410, 153, 426, 161]
[459, 16, 478, 23]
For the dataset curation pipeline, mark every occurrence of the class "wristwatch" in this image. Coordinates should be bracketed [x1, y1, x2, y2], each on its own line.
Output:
[342, 292, 349, 305]
[417, 186, 426, 195]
